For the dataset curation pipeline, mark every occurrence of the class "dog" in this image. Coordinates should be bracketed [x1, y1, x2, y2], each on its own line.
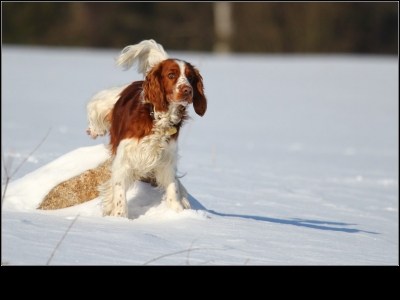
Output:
[87, 40, 207, 217]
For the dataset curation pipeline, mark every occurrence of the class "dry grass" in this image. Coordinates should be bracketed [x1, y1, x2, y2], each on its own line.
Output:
[38, 158, 159, 210]
[38, 159, 112, 210]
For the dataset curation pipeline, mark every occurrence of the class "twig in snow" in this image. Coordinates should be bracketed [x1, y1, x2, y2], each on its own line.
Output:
[143, 243, 225, 265]
[1, 127, 52, 207]
[46, 213, 80, 265]
[186, 239, 198, 265]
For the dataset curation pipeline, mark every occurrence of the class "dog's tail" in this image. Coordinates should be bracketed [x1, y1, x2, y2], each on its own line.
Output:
[115, 39, 169, 76]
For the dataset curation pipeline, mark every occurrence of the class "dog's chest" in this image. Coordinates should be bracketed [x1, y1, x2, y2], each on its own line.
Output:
[124, 104, 184, 174]
[128, 134, 177, 176]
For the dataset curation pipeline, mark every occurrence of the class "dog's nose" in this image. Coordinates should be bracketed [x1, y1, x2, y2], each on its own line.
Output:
[182, 85, 192, 95]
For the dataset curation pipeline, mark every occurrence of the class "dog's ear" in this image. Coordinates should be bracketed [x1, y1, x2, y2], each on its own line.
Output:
[143, 63, 167, 112]
[192, 68, 207, 117]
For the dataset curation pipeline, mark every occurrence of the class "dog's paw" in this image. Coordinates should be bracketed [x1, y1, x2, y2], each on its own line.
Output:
[86, 128, 98, 139]
[101, 205, 113, 217]
[108, 208, 128, 218]
[86, 125, 106, 139]
[165, 196, 184, 212]
[164, 182, 186, 212]
[181, 196, 191, 210]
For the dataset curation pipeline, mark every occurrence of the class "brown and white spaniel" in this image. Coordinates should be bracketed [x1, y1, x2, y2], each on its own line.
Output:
[86, 40, 207, 217]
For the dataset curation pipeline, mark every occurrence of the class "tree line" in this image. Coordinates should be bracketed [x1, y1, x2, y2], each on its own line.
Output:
[2, 2, 398, 54]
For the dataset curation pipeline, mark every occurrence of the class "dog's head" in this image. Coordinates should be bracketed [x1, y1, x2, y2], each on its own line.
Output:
[142, 58, 207, 117]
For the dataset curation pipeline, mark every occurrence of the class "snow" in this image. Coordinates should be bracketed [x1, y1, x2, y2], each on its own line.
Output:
[1, 46, 398, 265]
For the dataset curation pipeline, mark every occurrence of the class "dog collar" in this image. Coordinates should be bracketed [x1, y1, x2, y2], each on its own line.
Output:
[149, 104, 156, 120]
[149, 104, 178, 135]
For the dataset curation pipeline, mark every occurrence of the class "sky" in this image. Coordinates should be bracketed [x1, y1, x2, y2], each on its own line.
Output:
[1, 45, 398, 265]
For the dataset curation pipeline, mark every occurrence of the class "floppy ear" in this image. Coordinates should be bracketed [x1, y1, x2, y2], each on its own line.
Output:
[192, 68, 207, 117]
[142, 63, 167, 112]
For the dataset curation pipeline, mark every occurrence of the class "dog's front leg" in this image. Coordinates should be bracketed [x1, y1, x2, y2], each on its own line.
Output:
[100, 150, 130, 218]
[110, 177, 129, 217]
[177, 179, 191, 209]
[154, 165, 184, 212]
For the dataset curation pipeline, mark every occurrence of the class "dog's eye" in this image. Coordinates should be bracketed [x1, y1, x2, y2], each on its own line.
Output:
[168, 73, 175, 79]
[188, 75, 193, 81]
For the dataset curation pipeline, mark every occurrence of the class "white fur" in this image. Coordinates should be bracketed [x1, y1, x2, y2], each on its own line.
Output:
[87, 39, 169, 138]
[87, 40, 193, 218]
[86, 84, 129, 139]
[174, 60, 192, 99]
[99, 104, 191, 217]
[115, 39, 169, 75]
[176, 60, 191, 87]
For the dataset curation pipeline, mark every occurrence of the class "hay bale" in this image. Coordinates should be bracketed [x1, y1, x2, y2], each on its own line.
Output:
[38, 158, 159, 210]
[38, 159, 112, 210]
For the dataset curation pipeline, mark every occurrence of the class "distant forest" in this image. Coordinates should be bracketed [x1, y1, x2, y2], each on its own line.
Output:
[2, 2, 398, 54]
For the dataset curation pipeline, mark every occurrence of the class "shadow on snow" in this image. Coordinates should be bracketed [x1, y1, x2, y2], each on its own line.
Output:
[206, 209, 378, 234]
